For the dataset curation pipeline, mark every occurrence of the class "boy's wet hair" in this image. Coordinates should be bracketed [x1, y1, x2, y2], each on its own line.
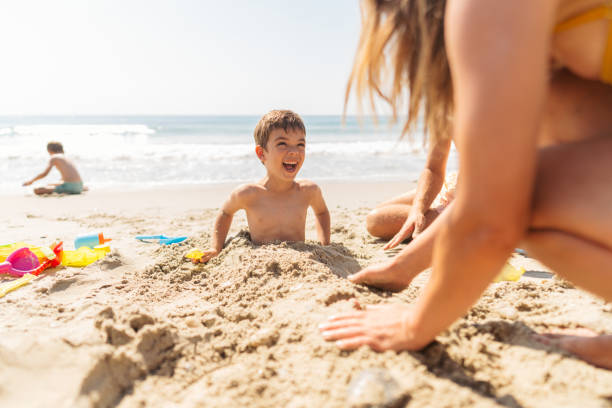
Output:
[47, 141, 64, 154]
[254, 110, 305, 149]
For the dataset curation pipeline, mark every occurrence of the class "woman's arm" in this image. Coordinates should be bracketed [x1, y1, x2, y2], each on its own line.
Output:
[384, 137, 451, 249]
[321, 0, 557, 350]
[409, 0, 556, 345]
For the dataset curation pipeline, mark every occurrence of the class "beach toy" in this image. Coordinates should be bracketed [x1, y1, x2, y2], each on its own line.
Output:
[1, 242, 50, 263]
[75, 232, 112, 249]
[494, 263, 526, 282]
[32, 242, 64, 275]
[136, 235, 188, 245]
[184, 249, 205, 260]
[0, 242, 63, 268]
[0, 242, 64, 299]
[62, 246, 110, 267]
[0, 248, 40, 277]
[0, 274, 37, 299]
[0, 242, 64, 278]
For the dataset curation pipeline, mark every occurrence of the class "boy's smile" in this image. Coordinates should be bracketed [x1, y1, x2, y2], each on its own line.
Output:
[257, 128, 306, 182]
[282, 160, 298, 173]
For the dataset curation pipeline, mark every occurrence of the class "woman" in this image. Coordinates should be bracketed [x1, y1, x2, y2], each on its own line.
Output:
[320, 0, 612, 369]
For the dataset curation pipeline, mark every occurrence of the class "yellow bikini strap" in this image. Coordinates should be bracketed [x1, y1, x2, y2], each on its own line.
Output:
[602, 20, 612, 83]
[554, 5, 612, 33]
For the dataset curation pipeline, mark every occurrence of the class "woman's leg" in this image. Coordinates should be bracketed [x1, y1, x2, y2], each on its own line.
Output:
[366, 204, 411, 239]
[523, 137, 612, 368]
[526, 138, 612, 299]
[538, 334, 612, 369]
[366, 190, 416, 239]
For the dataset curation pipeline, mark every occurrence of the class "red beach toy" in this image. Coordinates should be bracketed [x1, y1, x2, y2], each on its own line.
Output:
[32, 242, 63, 276]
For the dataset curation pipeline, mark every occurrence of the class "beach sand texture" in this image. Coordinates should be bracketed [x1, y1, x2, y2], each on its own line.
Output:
[1, 184, 611, 408]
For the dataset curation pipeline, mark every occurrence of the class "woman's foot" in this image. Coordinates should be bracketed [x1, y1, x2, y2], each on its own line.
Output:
[348, 261, 416, 291]
[537, 330, 612, 370]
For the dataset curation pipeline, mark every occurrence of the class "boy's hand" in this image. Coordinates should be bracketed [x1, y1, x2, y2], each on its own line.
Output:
[23, 180, 32, 186]
[193, 249, 219, 264]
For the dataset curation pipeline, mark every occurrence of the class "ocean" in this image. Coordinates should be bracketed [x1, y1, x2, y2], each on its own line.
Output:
[0, 115, 457, 194]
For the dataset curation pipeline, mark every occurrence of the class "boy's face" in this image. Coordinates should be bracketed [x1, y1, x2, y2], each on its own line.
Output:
[256, 128, 306, 181]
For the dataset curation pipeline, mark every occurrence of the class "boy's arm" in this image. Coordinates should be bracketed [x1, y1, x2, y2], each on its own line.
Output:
[199, 188, 245, 262]
[310, 185, 330, 245]
[23, 159, 54, 186]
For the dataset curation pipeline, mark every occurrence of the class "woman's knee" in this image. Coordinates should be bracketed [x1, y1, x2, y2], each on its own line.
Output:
[366, 209, 386, 237]
[366, 205, 410, 239]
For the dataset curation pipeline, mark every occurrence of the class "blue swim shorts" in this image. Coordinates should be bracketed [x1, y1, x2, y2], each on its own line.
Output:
[54, 182, 84, 194]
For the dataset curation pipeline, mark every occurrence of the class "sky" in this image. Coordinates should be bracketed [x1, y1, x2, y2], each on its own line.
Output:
[0, 0, 364, 115]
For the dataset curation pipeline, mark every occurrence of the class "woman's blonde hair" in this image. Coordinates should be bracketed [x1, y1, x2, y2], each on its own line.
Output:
[346, 0, 451, 144]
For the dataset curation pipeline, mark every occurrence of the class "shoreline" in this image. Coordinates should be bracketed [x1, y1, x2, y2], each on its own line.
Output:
[2, 179, 414, 224]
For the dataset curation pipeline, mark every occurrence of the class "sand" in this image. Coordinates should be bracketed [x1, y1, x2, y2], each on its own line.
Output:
[1, 182, 611, 408]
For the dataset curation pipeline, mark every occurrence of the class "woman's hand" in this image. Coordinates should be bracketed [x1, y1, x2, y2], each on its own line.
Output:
[348, 260, 414, 291]
[319, 303, 425, 351]
[383, 210, 427, 250]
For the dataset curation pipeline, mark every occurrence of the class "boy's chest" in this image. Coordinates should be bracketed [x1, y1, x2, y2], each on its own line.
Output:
[243, 192, 312, 243]
[246, 194, 309, 225]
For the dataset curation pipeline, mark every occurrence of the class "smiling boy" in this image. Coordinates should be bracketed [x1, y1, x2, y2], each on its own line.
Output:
[197, 110, 331, 262]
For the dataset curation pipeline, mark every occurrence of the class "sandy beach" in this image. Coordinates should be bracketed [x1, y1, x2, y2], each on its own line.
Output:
[1, 181, 611, 408]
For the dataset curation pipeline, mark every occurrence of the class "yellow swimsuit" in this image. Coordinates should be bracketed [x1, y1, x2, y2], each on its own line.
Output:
[555, 3, 612, 84]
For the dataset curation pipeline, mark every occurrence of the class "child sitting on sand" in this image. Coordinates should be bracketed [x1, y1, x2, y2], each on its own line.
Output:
[23, 141, 84, 195]
[196, 110, 331, 263]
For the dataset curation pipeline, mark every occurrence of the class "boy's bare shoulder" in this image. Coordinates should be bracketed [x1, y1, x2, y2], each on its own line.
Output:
[296, 179, 321, 192]
[230, 183, 265, 201]
[49, 154, 71, 165]
[295, 180, 324, 201]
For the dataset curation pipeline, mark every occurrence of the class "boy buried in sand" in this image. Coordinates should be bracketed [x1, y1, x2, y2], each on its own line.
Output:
[23, 141, 84, 195]
[196, 110, 331, 263]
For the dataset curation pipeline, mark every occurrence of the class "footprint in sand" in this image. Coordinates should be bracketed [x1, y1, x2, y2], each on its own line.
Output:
[48, 277, 79, 294]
